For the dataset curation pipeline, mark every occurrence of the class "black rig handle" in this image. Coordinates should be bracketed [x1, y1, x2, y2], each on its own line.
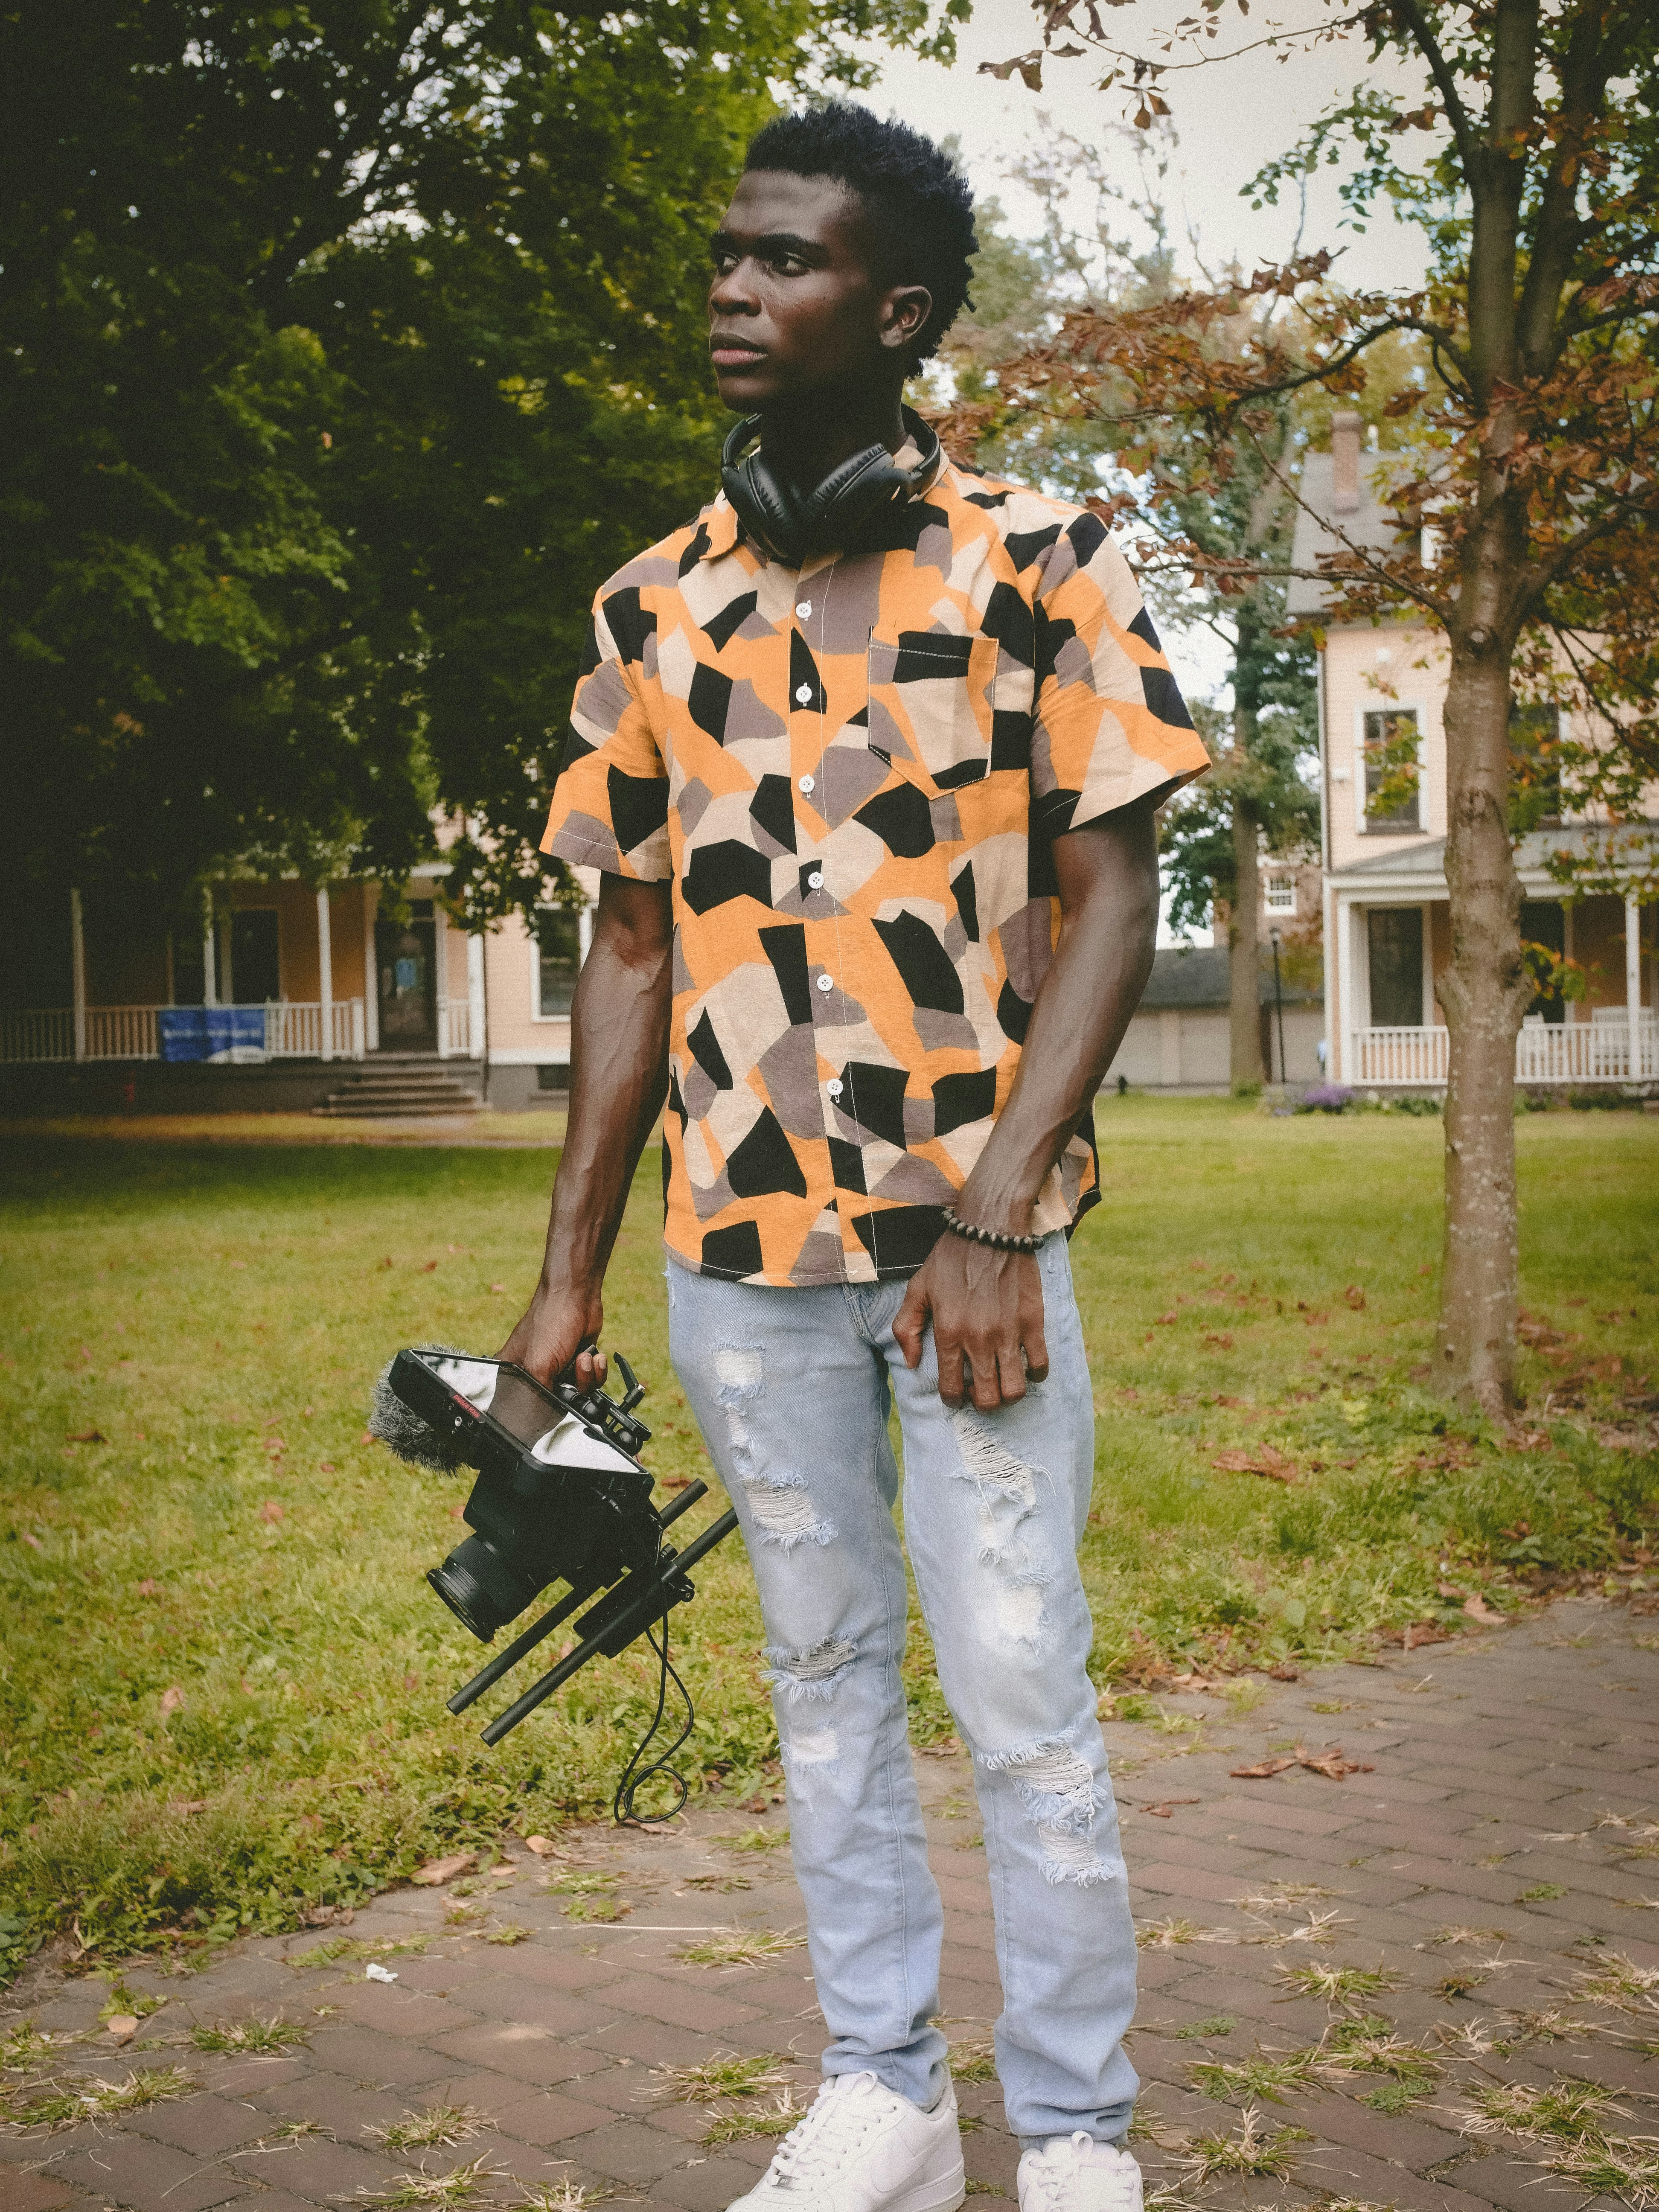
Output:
[479, 1506, 740, 1746]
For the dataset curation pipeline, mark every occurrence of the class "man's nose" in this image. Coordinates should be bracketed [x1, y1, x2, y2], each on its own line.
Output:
[710, 262, 760, 315]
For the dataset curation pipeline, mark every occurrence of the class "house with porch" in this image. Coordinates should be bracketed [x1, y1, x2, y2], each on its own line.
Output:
[0, 843, 603, 1115]
[1289, 413, 1658, 1092]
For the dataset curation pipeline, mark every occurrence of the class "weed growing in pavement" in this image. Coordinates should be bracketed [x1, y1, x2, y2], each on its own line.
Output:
[1574, 1952, 1659, 2005]
[949, 2040, 997, 2084]
[654, 2052, 793, 2103]
[710, 1828, 791, 1853]
[1177, 2108, 1311, 2180]
[1319, 2019, 1439, 2108]
[354, 2156, 507, 2209]
[4, 2066, 194, 2131]
[189, 2015, 308, 2053]
[1136, 1918, 1217, 1950]
[1459, 2078, 1619, 2141]
[562, 1896, 630, 1924]
[1255, 1909, 1351, 1948]
[1173, 2016, 1236, 2040]
[702, 2092, 809, 2145]
[479, 1924, 530, 1946]
[97, 1975, 163, 2022]
[287, 1936, 431, 1969]
[1516, 1883, 1569, 1902]
[0, 2023, 76, 2072]
[368, 2107, 494, 2153]
[520, 2187, 610, 2212]
[1188, 2052, 1316, 2104]
[682, 1873, 752, 1893]
[1233, 1880, 1339, 1914]
[1275, 1961, 1400, 2005]
[1436, 1972, 1486, 2000]
[674, 1926, 805, 1968]
[1423, 1925, 1510, 1946]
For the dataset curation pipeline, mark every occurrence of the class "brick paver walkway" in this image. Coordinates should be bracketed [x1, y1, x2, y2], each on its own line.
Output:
[5, 1595, 1657, 2212]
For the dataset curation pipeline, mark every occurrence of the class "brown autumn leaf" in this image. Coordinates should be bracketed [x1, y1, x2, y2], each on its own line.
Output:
[1141, 1797, 1202, 1818]
[1463, 1594, 1505, 1623]
[260, 1499, 285, 1523]
[1202, 1331, 1234, 1350]
[136, 1578, 160, 1596]
[1344, 1285, 1367, 1309]
[421, 1260, 438, 1273]
[159, 1685, 185, 1715]
[1231, 1757, 1298, 1779]
[1294, 1743, 1376, 1780]
[411, 1852, 477, 1886]
[105, 2015, 140, 2041]
[68, 1429, 105, 1444]
[1212, 1446, 1297, 1483]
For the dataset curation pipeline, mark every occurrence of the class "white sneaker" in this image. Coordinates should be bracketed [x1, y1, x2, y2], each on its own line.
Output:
[725, 2071, 966, 2212]
[1017, 2133, 1142, 2212]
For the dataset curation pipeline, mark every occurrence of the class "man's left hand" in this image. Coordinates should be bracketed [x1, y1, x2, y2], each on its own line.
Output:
[894, 1238, 1048, 1411]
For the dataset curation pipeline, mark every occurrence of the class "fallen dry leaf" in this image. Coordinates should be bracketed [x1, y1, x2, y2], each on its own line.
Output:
[136, 1578, 160, 1596]
[1231, 1757, 1298, 1779]
[1344, 1285, 1367, 1309]
[159, 1685, 185, 1715]
[1141, 1797, 1202, 1818]
[318, 1460, 337, 1473]
[1212, 1447, 1297, 1483]
[524, 1835, 562, 1857]
[1463, 1595, 1505, 1623]
[68, 1429, 105, 1444]
[105, 2015, 139, 2041]
[260, 1499, 285, 1523]
[1295, 1743, 1375, 1779]
[422, 1260, 438, 1273]
[412, 1852, 478, 1886]
[168, 1798, 208, 1815]
[19, 1531, 43, 1551]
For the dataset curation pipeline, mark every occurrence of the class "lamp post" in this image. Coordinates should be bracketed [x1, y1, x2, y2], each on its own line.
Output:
[1269, 926, 1287, 1086]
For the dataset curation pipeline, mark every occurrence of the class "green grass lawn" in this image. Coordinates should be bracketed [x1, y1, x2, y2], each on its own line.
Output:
[2, 1099, 1656, 1973]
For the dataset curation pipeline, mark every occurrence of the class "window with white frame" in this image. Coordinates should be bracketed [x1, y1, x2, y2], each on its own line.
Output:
[1264, 872, 1297, 914]
[534, 905, 584, 1017]
[1362, 707, 1422, 830]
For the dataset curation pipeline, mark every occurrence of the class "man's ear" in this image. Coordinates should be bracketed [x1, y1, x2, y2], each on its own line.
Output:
[879, 282, 933, 355]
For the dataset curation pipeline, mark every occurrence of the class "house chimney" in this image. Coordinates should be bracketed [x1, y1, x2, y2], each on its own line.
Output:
[1331, 411, 1362, 512]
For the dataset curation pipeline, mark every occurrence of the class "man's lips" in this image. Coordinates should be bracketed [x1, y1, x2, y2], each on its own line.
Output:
[710, 338, 766, 368]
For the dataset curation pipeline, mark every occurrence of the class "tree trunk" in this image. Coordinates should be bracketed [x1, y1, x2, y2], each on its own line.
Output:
[1435, 645, 1532, 1415]
[1229, 795, 1264, 1090]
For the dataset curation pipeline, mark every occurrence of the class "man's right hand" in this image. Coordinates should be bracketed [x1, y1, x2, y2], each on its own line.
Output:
[497, 1281, 608, 1392]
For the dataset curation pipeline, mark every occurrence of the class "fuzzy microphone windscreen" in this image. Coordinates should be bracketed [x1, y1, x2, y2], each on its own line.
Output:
[367, 1345, 472, 1473]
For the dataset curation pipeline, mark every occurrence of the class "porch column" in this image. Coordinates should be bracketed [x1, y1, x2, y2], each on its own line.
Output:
[434, 902, 451, 1058]
[202, 887, 217, 1007]
[466, 931, 486, 1062]
[1334, 892, 1356, 1083]
[361, 883, 378, 1051]
[317, 885, 334, 1063]
[1627, 897, 1642, 1081]
[70, 888, 87, 1060]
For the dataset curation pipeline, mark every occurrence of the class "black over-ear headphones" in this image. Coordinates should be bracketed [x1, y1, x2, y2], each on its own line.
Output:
[720, 405, 944, 566]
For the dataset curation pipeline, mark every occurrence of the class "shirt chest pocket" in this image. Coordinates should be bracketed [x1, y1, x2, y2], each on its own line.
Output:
[867, 629, 1023, 796]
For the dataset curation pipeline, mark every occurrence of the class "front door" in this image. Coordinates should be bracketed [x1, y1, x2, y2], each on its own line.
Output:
[376, 903, 437, 1049]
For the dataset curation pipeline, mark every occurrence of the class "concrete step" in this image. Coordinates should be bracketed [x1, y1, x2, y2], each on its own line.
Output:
[313, 1064, 483, 1118]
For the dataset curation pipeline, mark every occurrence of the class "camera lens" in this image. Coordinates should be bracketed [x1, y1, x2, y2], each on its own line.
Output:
[427, 1534, 538, 1642]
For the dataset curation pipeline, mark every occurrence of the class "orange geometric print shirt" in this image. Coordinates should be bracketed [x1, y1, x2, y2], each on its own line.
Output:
[541, 446, 1209, 1287]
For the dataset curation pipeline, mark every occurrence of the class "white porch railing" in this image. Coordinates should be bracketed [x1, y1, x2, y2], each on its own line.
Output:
[439, 1001, 473, 1057]
[0, 1008, 74, 1062]
[1350, 1016, 1659, 1087]
[1, 1001, 367, 1064]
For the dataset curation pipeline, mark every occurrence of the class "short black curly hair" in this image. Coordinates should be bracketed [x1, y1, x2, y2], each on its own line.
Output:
[742, 102, 977, 368]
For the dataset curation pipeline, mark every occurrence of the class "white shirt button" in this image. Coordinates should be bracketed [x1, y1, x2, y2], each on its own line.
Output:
[827, 1078, 844, 1099]
[795, 600, 812, 619]
[798, 774, 815, 795]
[808, 870, 824, 890]
[816, 973, 833, 994]
[794, 684, 813, 704]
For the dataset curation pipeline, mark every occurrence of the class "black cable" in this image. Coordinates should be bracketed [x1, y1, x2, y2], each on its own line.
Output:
[611, 1606, 697, 1826]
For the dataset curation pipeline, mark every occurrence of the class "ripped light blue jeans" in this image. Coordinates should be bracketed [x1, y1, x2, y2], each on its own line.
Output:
[665, 1235, 1138, 2145]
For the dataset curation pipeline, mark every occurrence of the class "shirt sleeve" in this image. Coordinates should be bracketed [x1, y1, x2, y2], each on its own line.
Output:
[540, 587, 672, 881]
[1028, 510, 1211, 836]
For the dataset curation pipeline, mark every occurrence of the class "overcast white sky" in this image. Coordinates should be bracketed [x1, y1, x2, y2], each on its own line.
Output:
[861, 2, 1433, 940]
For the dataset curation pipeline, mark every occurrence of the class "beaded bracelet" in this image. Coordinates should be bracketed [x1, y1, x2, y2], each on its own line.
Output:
[940, 1205, 1042, 1255]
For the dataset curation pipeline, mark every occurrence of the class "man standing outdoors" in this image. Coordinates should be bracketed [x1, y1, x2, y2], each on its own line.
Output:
[504, 102, 1207, 2212]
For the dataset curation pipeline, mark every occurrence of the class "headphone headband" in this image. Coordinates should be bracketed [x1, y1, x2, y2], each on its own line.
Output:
[720, 407, 944, 566]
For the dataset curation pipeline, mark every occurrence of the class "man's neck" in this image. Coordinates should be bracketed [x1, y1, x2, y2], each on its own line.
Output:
[756, 388, 908, 491]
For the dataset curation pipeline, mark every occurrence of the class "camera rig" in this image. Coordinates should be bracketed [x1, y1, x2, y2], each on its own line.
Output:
[371, 1346, 738, 1811]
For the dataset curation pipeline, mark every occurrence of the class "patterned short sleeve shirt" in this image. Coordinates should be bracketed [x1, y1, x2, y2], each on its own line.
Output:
[542, 444, 1209, 1287]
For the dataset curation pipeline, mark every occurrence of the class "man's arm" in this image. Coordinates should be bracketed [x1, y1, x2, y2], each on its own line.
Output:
[893, 795, 1162, 1411]
[498, 873, 674, 1388]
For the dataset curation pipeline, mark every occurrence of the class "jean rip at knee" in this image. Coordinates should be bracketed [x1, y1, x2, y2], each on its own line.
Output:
[980, 1735, 1121, 1889]
[713, 1342, 835, 1550]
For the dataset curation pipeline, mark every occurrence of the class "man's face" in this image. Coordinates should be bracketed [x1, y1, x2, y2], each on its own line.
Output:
[707, 169, 931, 413]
